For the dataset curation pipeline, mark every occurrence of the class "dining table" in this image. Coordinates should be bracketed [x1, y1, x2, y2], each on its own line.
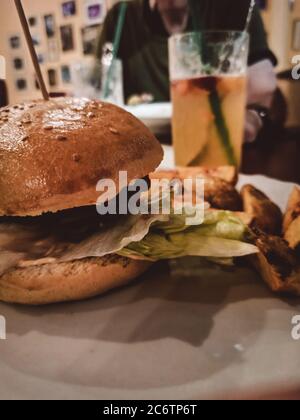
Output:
[0, 101, 300, 400]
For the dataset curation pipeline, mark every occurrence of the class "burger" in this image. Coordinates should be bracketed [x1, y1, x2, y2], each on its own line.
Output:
[0, 98, 257, 305]
[0, 98, 163, 305]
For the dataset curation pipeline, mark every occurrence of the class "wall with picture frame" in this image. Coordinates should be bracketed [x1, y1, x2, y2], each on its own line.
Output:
[289, 0, 300, 56]
[0, 0, 117, 104]
[259, 0, 300, 71]
[1, 0, 299, 104]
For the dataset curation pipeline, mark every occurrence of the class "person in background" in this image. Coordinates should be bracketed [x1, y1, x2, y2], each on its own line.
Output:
[95, 0, 277, 142]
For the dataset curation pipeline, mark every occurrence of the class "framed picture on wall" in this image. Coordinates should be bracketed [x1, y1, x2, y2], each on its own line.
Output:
[9, 36, 21, 49]
[62, 1, 77, 17]
[256, 0, 268, 10]
[289, 0, 295, 12]
[83, 0, 107, 25]
[16, 78, 27, 91]
[60, 25, 75, 52]
[44, 14, 56, 38]
[292, 20, 300, 51]
[13, 57, 24, 70]
[37, 53, 45, 64]
[81, 24, 101, 55]
[48, 69, 57, 87]
[61, 65, 71, 83]
[28, 16, 38, 27]
[31, 34, 40, 47]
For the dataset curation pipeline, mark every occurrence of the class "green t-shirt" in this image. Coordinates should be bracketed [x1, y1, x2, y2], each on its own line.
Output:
[95, 0, 276, 102]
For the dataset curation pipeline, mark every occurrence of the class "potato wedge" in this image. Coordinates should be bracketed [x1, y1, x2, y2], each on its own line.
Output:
[176, 166, 238, 186]
[151, 168, 242, 211]
[150, 166, 238, 185]
[241, 185, 282, 235]
[250, 229, 300, 295]
[284, 186, 300, 230]
[283, 187, 300, 251]
[204, 178, 242, 211]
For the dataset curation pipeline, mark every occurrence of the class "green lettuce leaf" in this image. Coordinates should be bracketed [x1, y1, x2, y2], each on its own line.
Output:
[118, 210, 257, 261]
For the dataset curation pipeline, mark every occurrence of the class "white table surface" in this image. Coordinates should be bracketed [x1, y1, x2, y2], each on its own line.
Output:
[0, 146, 299, 400]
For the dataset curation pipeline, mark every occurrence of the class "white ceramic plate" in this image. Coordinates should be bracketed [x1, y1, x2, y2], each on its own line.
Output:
[125, 103, 172, 135]
[0, 147, 299, 400]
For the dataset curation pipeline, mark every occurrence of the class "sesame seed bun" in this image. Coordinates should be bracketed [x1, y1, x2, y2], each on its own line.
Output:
[0, 255, 152, 305]
[0, 98, 163, 216]
[0, 98, 162, 305]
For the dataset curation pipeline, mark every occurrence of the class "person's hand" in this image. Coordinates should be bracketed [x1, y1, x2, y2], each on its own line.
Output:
[245, 59, 277, 143]
[244, 109, 263, 143]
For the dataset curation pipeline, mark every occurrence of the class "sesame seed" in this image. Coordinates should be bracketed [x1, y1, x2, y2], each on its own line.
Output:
[21, 135, 29, 142]
[109, 127, 119, 135]
[87, 112, 95, 119]
[72, 153, 80, 162]
[56, 135, 67, 141]
[44, 125, 54, 131]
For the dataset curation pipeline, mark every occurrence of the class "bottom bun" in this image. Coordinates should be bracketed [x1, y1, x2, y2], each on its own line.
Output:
[0, 255, 152, 306]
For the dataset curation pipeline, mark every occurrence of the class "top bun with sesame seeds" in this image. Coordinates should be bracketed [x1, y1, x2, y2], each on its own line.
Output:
[0, 98, 163, 216]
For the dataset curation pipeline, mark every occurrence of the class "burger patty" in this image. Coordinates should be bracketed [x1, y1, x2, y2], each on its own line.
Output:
[1, 206, 117, 242]
[0, 176, 151, 243]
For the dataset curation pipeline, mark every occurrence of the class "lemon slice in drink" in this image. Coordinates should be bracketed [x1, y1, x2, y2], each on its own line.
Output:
[171, 78, 214, 167]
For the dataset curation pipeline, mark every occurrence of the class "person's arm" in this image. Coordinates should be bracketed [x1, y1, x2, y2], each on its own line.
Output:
[245, 59, 277, 143]
[248, 59, 277, 108]
[244, 5, 277, 142]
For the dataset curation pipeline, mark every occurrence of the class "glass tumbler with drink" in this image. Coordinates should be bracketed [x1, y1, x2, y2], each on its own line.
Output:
[169, 31, 249, 168]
